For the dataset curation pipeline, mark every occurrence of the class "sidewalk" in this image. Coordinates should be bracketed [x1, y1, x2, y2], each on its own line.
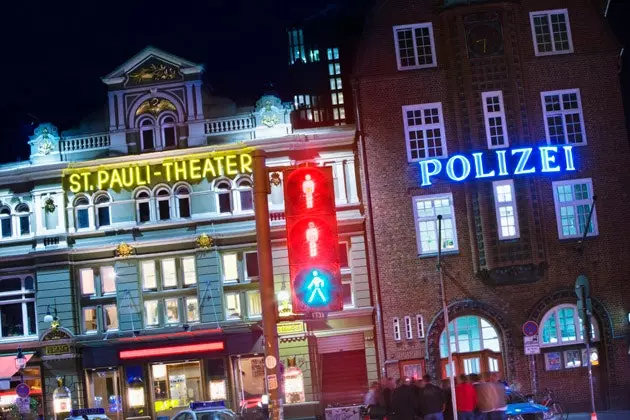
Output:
[567, 412, 630, 419]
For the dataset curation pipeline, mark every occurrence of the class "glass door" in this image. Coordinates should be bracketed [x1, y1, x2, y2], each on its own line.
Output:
[86, 368, 122, 419]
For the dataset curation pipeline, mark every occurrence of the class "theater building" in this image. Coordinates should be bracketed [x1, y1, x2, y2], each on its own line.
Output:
[353, 0, 630, 412]
[0, 47, 376, 419]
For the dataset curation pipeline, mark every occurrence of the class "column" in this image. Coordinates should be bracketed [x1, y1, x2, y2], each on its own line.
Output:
[185, 83, 195, 121]
[108, 92, 117, 131]
[194, 81, 204, 120]
[33, 194, 44, 234]
[116, 93, 125, 129]
[344, 159, 359, 204]
[334, 162, 348, 204]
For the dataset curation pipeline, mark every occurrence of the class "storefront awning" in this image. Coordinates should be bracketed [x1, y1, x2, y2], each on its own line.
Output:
[0, 354, 33, 379]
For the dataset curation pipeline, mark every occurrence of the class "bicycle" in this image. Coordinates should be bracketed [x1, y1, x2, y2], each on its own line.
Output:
[539, 388, 568, 420]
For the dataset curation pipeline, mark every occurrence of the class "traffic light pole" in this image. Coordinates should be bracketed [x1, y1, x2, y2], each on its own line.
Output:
[253, 150, 284, 420]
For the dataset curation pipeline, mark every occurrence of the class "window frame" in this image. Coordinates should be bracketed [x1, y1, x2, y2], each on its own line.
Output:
[214, 179, 233, 214]
[174, 184, 191, 219]
[492, 179, 520, 240]
[552, 178, 598, 239]
[393, 317, 401, 341]
[155, 187, 172, 221]
[0, 274, 37, 340]
[94, 193, 112, 229]
[402, 102, 448, 162]
[246, 290, 262, 319]
[541, 88, 587, 146]
[392, 22, 437, 71]
[539, 303, 599, 348]
[404, 316, 413, 340]
[529, 9, 574, 56]
[235, 177, 254, 213]
[417, 315, 425, 339]
[82, 306, 98, 334]
[74, 195, 93, 231]
[139, 117, 157, 151]
[224, 291, 242, 320]
[481, 91, 509, 149]
[15, 203, 31, 237]
[160, 115, 177, 149]
[0, 207, 12, 239]
[439, 316, 501, 358]
[103, 303, 119, 331]
[412, 193, 458, 256]
[135, 189, 152, 223]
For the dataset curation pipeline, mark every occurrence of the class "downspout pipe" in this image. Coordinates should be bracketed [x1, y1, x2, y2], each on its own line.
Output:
[352, 78, 388, 378]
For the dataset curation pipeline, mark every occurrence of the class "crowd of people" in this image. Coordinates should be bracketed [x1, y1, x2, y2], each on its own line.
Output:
[363, 373, 508, 420]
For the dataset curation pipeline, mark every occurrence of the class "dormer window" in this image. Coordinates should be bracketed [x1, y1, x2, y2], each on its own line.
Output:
[0, 207, 11, 238]
[15, 204, 31, 236]
[161, 116, 177, 148]
[156, 188, 171, 221]
[140, 118, 156, 151]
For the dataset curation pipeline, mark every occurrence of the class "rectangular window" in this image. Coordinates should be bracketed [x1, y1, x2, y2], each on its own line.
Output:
[225, 292, 241, 320]
[77, 208, 90, 229]
[222, 254, 239, 283]
[97, 206, 111, 227]
[163, 126, 176, 148]
[161, 259, 177, 288]
[482, 91, 509, 148]
[493, 180, 520, 240]
[338, 243, 349, 268]
[164, 298, 179, 324]
[552, 178, 598, 239]
[158, 200, 170, 221]
[412, 194, 457, 255]
[247, 291, 262, 318]
[240, 190, 254, 211]
[103, 304, 118, 331]
[393, 317, 401, 341]
[142, 261, 157, 290]
[218, 193, 232, 214]
[402, 103, 447, 161]
[405, 316, 413, 340]
[417, 315, 425, 339]
[80, 269, 95, 295]
[139, 201, 151, 223]
[244, 252, 259, 279]
[100, 266, 116, 294]
[0, 276, 36, 338]
[0, 217, 10, 238]
[144, 300, 159, 327]
[83, 307, 97, 333]
[186, 297, 199, 323]
[530, 9, 573, 56]
[182, 256, 197, 286]
[342, 281, 354, 307]
[541, 89, 586, 145]
[393, 23, 437, 70]
[19, 215, 30, 235]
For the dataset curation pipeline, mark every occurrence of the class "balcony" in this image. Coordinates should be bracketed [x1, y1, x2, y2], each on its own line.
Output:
[60, 133, 111, 154]
[204, 114, 256, 136]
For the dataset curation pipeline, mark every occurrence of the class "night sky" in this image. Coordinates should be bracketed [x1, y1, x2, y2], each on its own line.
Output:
[0, 0, 628, 164]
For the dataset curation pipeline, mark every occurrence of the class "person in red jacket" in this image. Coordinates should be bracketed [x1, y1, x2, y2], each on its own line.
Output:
[455, 374, 477, 420]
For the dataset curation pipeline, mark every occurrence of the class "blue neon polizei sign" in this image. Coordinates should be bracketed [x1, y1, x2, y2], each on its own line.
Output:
[418, 145, 576, 187]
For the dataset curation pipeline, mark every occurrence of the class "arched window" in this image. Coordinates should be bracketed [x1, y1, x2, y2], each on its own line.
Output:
[156, 188, 171, 221]
[440, 315, 501, 357]
[175, 185, 191, 218]
[74, 196, 91, 230]
[236, 178, 253, 211]
[0, 207, 11, 238]
[540, 304, 599, 347]
[15, 203, 30, 236]
[215, 180, 232, 214]
[161, 116, 177, 148]
[140, 118, 155, 151]
[94, 194, 111, 228]
[136, 190, 151, 223]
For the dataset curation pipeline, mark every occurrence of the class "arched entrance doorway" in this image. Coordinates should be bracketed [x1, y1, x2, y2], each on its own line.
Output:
[439, 315, 504, 379]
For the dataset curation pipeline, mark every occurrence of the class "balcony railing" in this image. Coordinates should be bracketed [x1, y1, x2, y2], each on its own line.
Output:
[60, 133, 111, 153]
[204, 114, 255, 136]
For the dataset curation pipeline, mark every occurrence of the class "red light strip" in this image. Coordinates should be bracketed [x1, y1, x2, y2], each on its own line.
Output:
[119, 342, 224, 360]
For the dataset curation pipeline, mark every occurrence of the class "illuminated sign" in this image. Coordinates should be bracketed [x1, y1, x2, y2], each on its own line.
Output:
[63, 150, 252, 193]
[418, 145, 576, 187]
[284, 166, 342, 313]
[119, 342, 224, 359]
[45, 344, 71, 356]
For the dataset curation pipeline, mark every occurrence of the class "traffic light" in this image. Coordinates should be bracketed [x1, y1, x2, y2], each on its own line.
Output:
[284, 165, 342, 314]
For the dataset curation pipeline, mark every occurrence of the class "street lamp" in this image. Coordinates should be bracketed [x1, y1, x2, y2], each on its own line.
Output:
[44, 299, 59, 324]
[15, 348, 26, 371]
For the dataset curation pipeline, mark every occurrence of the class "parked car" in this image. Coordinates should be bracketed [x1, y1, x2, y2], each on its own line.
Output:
[506, 388, 554, 420]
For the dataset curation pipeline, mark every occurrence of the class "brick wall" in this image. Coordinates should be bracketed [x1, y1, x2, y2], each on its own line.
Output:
[355, 0, 630, 410]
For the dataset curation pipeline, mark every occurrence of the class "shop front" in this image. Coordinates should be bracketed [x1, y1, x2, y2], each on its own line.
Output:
[81, 330, 262, 419]
[0, 350, 44, 419]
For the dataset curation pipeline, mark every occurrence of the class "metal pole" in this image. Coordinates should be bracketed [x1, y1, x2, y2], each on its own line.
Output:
[580, 285, 596, 415]
[253, 150, 284, 420]
[529, 355, 537, 397]
[437, 215, 458, 420]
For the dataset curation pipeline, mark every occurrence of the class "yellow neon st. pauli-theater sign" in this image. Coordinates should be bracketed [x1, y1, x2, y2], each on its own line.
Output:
[62, 149, 253, 193]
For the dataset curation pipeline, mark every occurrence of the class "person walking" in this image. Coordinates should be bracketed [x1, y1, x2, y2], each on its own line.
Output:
[391, 377, 418, 420]
[441, 379, 454, 420]
[455, 374, 477, 420]
[364, 381, 386, 420]
[486, 373, 507, 420]
[417, 374, 445, 420]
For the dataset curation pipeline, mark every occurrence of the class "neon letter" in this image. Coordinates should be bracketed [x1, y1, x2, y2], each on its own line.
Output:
[240, 153, 253, 173]
[563, 145, 576, 171]
[539, 146, 560, 172]
[418, 159, 443, 187]
[189, 159, 202, 180]
[496, 150, 508, 176]
[225, 155, 238, 175]
[97, 170, 110, 190]
[121, 167, 135, 188]
[202, 158, 217, 178]
[163, 162, 174, 182]
[81, 172, 91, 192]
[214, 156, 225, 176]
[174, 160, 187, 181]
[135, 166, 147, 186]
[511, 148, 536, 175]
[445, 155, 471, 182]
[472, 152, 495, 179]
[110, 168, 123, 190]
[69, 174, 82, 193]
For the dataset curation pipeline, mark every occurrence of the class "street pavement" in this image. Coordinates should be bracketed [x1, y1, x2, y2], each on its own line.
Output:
[567, 412, 630, 419]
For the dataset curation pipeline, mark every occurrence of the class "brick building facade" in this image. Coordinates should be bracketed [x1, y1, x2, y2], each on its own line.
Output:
[353, 0, 630, 411]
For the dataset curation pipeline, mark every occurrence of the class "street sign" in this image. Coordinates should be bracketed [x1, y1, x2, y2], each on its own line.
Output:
[524, 335, 541, 355]
[267, 374, 278, 391]
[15, 383, 30, 398]
[16, 397, 30, 414]
[522, 321, 539, 337]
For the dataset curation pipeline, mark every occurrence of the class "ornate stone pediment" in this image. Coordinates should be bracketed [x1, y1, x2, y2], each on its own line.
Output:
[28, 123, 61, 163]
[126, 57, 182, 86]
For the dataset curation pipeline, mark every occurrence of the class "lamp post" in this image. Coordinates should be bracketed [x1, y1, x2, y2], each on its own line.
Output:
[15, 348, 26, 420]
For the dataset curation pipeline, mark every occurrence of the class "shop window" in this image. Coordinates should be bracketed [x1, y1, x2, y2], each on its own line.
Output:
[0, 275, 36, 339]
[74, 195, 92, 230]
[152, 361, 202, 418]
[140, 257, 198, 328]
[94, 194, 111, 228]
[233, 356, 265, 409]
[221, 251, 258, 284]
[78, 266, 117, 334]
[175, 185, 191, 218]
[215, 180, 232, 214]
[135, 189, 152, 223]
[236, 177, 254, 211]
[15, 203, 31, 236]
[86, 369, 122, 415]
